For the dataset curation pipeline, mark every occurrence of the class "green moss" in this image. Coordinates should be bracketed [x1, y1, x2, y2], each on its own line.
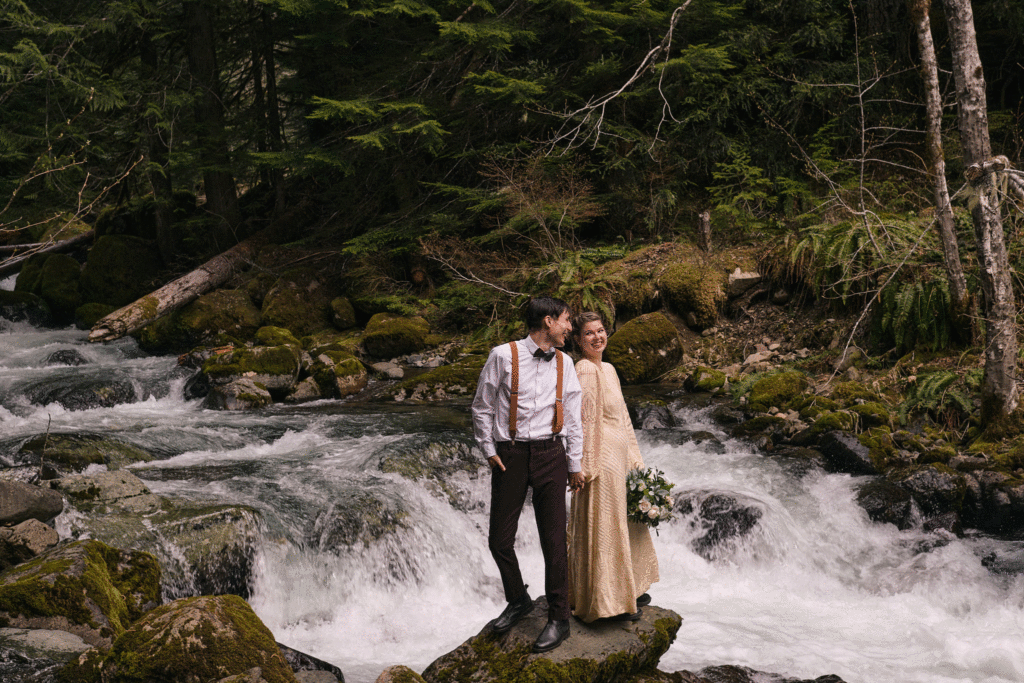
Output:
[829, 381, 879, 405]
[793, 396, 840, 420]
[255, 325, 301, 347]
[135, 289, 261, 355]
[363, 313, 430, 358]
[747, 371, 808, 412]
[731, 416, 786, 438]
[39, 253, 82, 318]
[604, 312, 683, 385]
[75, 303, 118, 330]
[262, 279, 334, 338]
[204, 345, 300, 380]
[19, 434, 153, 472]
[684, 366, 726, 392]
[850, 401, 893, 429]
[656, 261, 725, 329]
[391, 355, 487, 401]
[331, 296, 357, 330]
[80, 235, 163, 308]
[807, 410, 857, 437]
[15, 253, 51, 295]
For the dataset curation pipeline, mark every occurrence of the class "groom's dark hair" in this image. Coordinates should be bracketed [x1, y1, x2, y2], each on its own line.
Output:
[525, 297, 571, 331]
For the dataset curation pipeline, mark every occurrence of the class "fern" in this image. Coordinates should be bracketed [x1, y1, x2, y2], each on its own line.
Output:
[899, 370, 974, 427]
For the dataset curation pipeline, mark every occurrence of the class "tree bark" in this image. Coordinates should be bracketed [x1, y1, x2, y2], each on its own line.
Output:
[697, 209, 711, 254]
[941, 0, 1019, 422]
[140, 32, 178, 266]
[0, 231, 94, 279]
[87, 236, 257, 343]
[909, 0, 969, 315]
[186, 1, 241, 250]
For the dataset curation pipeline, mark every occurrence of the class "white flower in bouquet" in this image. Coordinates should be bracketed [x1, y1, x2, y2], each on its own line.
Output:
[648, 506, 660, 519]
[639, 499, 652, 513]
[638, 481, 647, 492]
[665, 495, 673, 506]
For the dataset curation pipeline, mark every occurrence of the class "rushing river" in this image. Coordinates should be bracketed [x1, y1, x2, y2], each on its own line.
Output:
[2, 287, 1024, 683]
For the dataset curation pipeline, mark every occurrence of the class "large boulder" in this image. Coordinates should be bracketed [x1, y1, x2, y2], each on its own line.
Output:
[0, 540, 160, 648]
[135, 289, 263, 355]
[421, 598, 681, 683]
[13, 253, 49, 295]
[74, 302, 119, 330]
[38, 253, 82, 322]
[377, 434, 486, 510]
[819, 431, 882, 475]
[61, 595, 298, 683]
[80, 235, 163, 307]
[677, 492, 763, 560]
[386, 354, 486, 402]
[48, 470, 162, 515]
[202, 344, 302, 398]
[746, 371, 808, 413]
[656, 262, 725, 330]
[0, 627, 92, 681]
[0, 481, 64, 525]
[261, 277, 334, 338]
[605, 312, 683, 385]
[15, 433, 154, 479]
[892, 464, 967, 516]
[363, 313, 430, 359]
[23, 376, 137, 411]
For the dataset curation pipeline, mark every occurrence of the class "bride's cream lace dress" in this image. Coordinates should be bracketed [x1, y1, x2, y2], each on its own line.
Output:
[568, 359, 659, 622]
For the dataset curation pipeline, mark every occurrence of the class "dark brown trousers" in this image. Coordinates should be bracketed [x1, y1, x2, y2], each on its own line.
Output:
[489, 438, 569, 620]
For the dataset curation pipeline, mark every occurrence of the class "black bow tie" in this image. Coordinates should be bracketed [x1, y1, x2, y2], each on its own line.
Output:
[533, 348, 556, 362]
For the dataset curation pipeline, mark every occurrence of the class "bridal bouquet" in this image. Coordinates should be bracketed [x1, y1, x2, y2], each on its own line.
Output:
[626, 467, 675, 529]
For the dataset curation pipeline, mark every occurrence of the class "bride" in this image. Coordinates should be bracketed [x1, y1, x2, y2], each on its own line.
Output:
[568, 311, 659, 622]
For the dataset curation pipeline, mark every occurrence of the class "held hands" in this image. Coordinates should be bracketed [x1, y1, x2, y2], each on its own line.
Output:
[568, 471, 585, 492]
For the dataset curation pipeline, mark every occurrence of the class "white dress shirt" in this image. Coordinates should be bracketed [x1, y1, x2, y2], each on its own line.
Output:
[471, 335, 583, 473]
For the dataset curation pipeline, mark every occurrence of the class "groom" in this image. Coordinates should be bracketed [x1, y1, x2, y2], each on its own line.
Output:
[471, 297, 586, 654]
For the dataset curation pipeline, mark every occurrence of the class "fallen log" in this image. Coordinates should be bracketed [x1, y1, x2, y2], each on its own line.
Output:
[88, 236, 258, 343]
[0, 230, 95, 279]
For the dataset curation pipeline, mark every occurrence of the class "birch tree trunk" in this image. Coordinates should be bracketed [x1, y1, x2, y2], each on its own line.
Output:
[909, 0, 969, 315]
[941, 0, 1019, 422]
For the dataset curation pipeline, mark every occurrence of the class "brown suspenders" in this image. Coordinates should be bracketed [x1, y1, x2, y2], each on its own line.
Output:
[507, 341, 563, 439]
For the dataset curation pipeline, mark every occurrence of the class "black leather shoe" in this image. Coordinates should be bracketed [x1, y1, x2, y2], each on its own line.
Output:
[636, 593, 651, 607]
[606, 608, 642, 622]
[491, 591, 533, 633]
[532, 619, 570, 653]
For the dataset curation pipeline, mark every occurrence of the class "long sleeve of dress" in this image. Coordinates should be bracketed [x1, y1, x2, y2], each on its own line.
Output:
[575, 359, 602, 482]
[610, 369, 645, 471]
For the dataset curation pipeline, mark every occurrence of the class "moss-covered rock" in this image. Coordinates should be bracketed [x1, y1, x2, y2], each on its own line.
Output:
[656, 261, 726, 330]
[310, 349, 368, 398]
[0, 540, 160, 648]
[48, 471, 162, 515]
[363, 313, 430, 359]
[683, 366, 727, 393]
[16, 433, 154, 479]
[203, 344, 301, 395]
[307, 491, 409, 551]
[421, 600, 681, 683]
[39, 253, 82, 321]
[791, 395, 841, 421]
[135, 289, 262, 355]
[80, 235, 163, 308]
[605, 312, 683, 385]
[730, 416, 787, 440]
[74, 303, 118, 330]
[254, 325, 301, 348]
[330, 296, 357, 330]
[261, 277, 334, 338]
[378, 434, 485, 509]
[58, 595, 297, 683]
[14, 253, 50, 295]
[387, 354, 487, 402]
[828, 381, 880, 405]
[746, 371, 809, 413]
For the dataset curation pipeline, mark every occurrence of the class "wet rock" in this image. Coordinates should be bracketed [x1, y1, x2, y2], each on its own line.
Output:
[819, 431, 881, 475]
[645, 430, 726, 454]
[923, 511, 963, 537]
[855, 479, 916, 530]
[421, 598, 680, 683]
[15, 433, 154, 478]
[308, 492, 409, 552]
[262, 276, 334, 338]
[387, 354, 487, 403]
[24, 376, 137, 411]
[61, 495, 263, 600]
[377, 665, 423, 683]
[371, 361, 404, 380]
[377, 434, 486, 510]
[696, 664, 847, 682]
[204, 378, 273, 410]
[62, 595, 297, 683]
[49, 470, 162, 514]
[44, 349, 88, 366]
[277, 642, 346, 682]
[0, 481, 64, 525]
[285, 376, 323, 403]
[184, 370, 212, 400]
[892, 464, 967, 516]
[135, 289, 263, 355]
[0, 290, 53, 326]
[628, 398, 676, 429]
[0, 539, 161, 648]
[677, 492, 763, 560]
[979, 477, 1024, 532]
[730, 416, 786, 442]
[0, 519, 59, 571]
[0, 627, 92, 682]
[605, 312, 684, 385]
[711, 405, 745, 426]
[363, 313, 430, 359]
